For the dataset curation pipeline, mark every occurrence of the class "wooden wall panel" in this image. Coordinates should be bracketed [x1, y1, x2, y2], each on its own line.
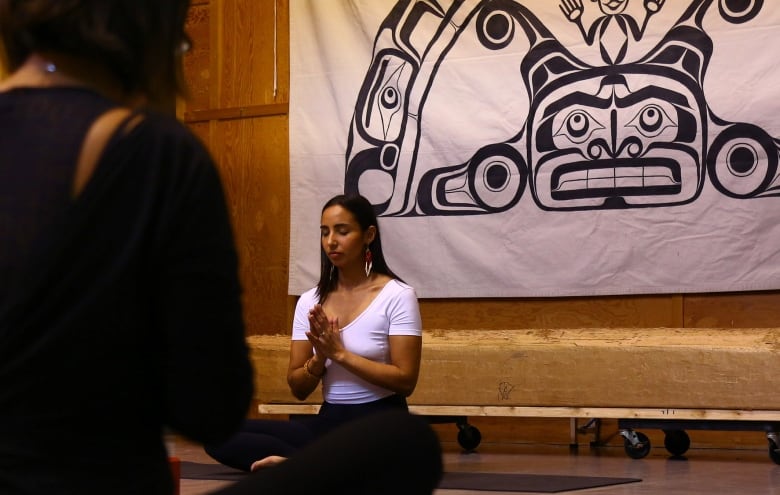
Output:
[183, 0, 295, 336]
[420, 294, 683, 329]
[183, 3, 211, 112]
[216, 0, 290, 108]
[209, 116, 292, 334]
[684, 291, 780, 328]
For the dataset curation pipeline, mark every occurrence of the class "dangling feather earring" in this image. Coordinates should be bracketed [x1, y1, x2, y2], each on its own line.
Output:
[364, 246, 373, 277]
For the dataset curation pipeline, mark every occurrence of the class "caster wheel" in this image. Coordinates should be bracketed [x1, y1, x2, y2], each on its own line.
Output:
[663, 430, 690, 457]
[623, 431, 651, 459]
[457, 424, 481, 451]
[769, 439, 780, 465]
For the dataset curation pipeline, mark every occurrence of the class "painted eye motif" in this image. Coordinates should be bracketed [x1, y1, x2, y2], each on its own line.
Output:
[363, 58, 410, 141]
[554, 109, 605, 144]
[380, 86, 399, 109]
[626, 103, 677, 138]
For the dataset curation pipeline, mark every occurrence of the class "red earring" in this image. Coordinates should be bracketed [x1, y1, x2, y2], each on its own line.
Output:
[364, 247, 373, 277]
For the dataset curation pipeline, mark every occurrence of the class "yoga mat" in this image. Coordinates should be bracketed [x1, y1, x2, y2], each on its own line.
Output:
[437, 472, 641, 492]
[181, 462, 641, 492]
[180, 461, 246, 481]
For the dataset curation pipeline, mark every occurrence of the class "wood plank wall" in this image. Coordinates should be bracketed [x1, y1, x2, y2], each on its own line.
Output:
[182, 0, 779, 449]
[182, 0, 295, 334]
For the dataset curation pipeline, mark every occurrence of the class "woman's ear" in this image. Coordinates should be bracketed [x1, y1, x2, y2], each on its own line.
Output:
[365, 225, 377, 245]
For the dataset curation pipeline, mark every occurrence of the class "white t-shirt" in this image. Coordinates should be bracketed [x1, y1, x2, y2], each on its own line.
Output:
[291, 279, 422, 404]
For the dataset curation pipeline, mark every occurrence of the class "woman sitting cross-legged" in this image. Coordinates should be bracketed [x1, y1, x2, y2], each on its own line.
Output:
[206, 193, 426, 471]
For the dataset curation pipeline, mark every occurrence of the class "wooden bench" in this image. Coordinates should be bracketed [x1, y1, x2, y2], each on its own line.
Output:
[247, 329, 780, 461]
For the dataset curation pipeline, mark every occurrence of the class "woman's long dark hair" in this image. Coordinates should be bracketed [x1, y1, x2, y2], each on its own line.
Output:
[316, 194, 401, 303]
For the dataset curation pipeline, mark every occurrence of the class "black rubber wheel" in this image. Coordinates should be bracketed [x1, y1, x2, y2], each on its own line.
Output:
[769, 439, 780, 465]
[663, 430, 691, 456]
[457, 424, 482, 451]
[623, 431, 651, 459]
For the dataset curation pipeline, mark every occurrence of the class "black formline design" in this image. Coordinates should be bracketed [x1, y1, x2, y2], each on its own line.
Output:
[345, 0, 776, 216]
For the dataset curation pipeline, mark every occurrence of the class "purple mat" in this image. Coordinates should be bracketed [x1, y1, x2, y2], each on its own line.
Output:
[437, 471, 641, 492]
[180, 461, 246, 481]
[181, 462, 641, 492]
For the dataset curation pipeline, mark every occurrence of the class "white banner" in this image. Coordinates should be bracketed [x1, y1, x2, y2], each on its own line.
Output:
[289, 0, 780, 298]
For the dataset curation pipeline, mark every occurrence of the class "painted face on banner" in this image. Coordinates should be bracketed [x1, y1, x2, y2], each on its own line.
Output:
[529, 68, 704, 210]
[595, 0, 629, 15]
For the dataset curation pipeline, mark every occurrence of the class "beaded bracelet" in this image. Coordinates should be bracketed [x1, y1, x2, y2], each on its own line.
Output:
[303, 358, 325, 379]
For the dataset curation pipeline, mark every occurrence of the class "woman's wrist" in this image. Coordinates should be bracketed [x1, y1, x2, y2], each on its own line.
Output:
[330, 350, 347, 365]
[303, 357, 326, 379]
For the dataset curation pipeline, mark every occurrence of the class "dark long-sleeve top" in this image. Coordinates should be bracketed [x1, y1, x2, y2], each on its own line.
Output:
[0, 87, 254, 495]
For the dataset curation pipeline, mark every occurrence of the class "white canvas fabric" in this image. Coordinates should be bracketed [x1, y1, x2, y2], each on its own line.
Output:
[289, 0, 780, 298]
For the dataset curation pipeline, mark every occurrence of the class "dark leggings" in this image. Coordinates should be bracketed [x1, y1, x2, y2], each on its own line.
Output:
[205, 395, 409, 472]
[212, 409, 443, 495]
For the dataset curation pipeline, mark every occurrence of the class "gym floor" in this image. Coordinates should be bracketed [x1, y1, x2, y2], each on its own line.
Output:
[173, 431, 780, 494]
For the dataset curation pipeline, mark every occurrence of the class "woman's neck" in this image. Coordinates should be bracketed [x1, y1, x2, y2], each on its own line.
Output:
[337, 267, 376, 291]
[0, 52, 139, 105]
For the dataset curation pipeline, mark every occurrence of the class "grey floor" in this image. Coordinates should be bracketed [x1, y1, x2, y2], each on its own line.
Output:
[174, 433, 780, 495]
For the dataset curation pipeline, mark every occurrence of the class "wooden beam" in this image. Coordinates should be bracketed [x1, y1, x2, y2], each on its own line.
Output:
[183, 103, 288, 123]
[258, 404, 780, 422]
[249, 329, 780, 410]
